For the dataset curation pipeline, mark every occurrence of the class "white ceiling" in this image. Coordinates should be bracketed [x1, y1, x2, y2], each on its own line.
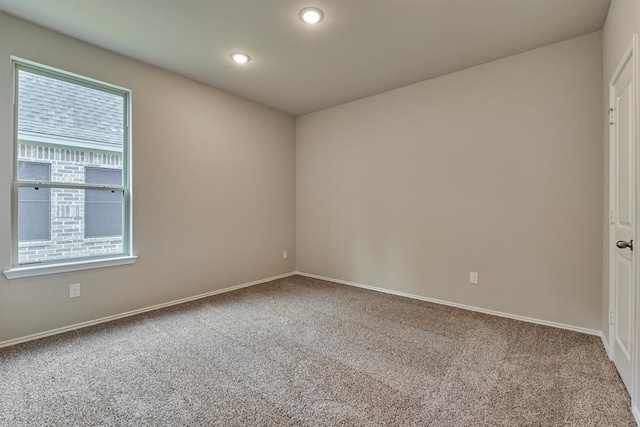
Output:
[0, 0, 611, 116]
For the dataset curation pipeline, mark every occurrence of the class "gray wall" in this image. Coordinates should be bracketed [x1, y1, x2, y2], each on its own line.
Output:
[0, 13, 296, 344]
[0, 11, 611, 344]
[296, 33, 603, 331]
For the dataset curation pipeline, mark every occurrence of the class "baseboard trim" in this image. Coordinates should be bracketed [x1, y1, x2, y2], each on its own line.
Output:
[601, 333, 612, 359]
[2, 271, 603, 348]
[633, 406, 640, 426]
[0, 271, 297, 349]
[295, 271, 602, 337]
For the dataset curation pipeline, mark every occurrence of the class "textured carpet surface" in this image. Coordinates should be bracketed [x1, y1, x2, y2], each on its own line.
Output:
[0, 275, 635, 426]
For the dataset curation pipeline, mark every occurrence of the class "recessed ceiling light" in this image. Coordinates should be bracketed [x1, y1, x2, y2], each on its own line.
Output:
[230, 52, 251, 64]
[299, 7, 324, 24]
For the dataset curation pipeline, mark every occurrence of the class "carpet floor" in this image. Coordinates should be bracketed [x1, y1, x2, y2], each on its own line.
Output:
[0, 275, 635, 426]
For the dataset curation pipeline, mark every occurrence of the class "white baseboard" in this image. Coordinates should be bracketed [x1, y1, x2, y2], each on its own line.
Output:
[2, 270, 605, 349]
[295, 271, 603, 337]
[601, 332, 612, 359]
[633, 407, 640, 426]
[0, 271, 297, 349]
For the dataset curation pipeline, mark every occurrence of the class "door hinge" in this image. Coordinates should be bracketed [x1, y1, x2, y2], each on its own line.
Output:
[610, 210, 615, 225]
[609, 108, 615, 125]
[610, 311, 615, 325]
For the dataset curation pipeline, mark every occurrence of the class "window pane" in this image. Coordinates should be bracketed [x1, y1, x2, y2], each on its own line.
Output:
[18, 188, 51, 242]
[18, 69, 125, 165]
[85, 189, 124, 239]
[17, 162, 51, 242]
[14, 62, 130, 266]
[18, 161, 50, 181]
[17, 188, 125, 264]
[85, 167, 123, 186]
[85, 168, 123, 238]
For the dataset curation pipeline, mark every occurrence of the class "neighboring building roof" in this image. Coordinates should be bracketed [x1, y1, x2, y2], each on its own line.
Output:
[17, 69, 124, 147]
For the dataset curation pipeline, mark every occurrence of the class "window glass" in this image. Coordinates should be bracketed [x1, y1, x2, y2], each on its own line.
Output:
[85, 168, 123, 238]
[17, 162, 51, 242]
[13, 62, 130, 266]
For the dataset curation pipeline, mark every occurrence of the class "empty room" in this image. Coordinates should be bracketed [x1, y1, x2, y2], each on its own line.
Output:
[1, 0, 639, 425]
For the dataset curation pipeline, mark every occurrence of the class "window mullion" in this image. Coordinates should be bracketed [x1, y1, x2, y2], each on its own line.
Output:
[14, 182, 125, 191]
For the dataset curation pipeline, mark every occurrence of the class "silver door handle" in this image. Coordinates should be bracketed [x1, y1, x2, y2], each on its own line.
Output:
[617, 240, 634, 251]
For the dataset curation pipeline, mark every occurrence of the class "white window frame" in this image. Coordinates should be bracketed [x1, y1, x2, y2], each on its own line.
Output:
[3, 58, 136, 279]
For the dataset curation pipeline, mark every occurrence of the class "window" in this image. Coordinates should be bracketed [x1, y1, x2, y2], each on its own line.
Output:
[85, 167, 123, 238]
[17, 161, 51, 242]
[10, 60, 132, 269]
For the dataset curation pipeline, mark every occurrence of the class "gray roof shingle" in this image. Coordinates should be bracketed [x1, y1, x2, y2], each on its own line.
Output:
[18, 70, 124, 146]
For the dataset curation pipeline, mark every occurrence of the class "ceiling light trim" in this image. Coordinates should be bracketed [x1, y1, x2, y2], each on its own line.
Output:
[299, 7, 324, 24]
[230, 52, 251, 64]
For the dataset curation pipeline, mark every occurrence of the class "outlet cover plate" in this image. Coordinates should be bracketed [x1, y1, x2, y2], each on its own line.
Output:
[69, 283, 81, 298]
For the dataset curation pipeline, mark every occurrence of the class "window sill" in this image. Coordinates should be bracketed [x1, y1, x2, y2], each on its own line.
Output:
[3, 256, 138, 279]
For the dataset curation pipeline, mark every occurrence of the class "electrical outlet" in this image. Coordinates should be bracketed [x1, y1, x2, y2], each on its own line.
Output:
[283, 250, 288, 260]
[469, 272, 479, 284]
[69, 283, 81, 298]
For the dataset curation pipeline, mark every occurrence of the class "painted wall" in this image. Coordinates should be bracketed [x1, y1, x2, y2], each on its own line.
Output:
[297, 33, 603, 330]
[601, 0, 640, 345]
[0, 13, 296, 344]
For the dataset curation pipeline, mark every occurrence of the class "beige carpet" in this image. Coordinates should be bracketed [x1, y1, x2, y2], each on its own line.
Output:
[0, 275, 635, 426]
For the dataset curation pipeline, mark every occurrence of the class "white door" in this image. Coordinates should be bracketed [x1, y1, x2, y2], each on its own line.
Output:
[610, 37, 637, 396]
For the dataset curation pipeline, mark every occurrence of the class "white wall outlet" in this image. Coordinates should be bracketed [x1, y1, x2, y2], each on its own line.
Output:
[469, 272, 479, 284]
[69, 283, 81, 298]
[283, 250, 288, 260]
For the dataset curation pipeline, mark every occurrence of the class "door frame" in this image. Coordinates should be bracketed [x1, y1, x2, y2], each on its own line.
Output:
[609, 33, 639, 415]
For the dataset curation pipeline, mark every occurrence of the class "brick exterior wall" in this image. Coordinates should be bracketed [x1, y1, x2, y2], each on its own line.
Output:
[18, 142, 124, 264]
